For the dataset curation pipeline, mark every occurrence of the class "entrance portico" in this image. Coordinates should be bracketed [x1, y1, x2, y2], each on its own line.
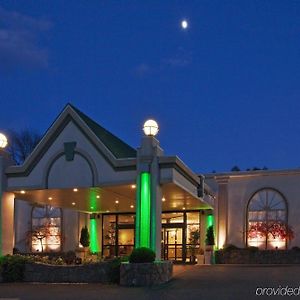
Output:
[0, 104, 213, 259]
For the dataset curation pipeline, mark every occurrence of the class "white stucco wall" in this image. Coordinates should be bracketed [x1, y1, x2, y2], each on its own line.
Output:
[7, 121, 136, 190]
[209, 172, 300, 249]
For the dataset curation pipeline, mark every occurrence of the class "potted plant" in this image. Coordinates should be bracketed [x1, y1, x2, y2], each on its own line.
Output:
[205, 225, 215, 264]
[196, 248, 205, 264]
[189, 229, 200, 263]
[80, 226, 90, 258]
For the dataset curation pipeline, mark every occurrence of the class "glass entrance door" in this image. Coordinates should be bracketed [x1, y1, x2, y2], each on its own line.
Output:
[162, 227, 183, 261]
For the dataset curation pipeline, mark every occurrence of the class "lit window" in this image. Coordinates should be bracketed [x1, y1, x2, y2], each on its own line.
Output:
[247, 189, 288, 250]
[31, 205, 62, 252]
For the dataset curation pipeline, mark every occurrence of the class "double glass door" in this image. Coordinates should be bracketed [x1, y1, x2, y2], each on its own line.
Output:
[162, 225, 183, 261]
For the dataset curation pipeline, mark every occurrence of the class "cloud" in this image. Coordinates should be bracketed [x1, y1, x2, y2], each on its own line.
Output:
[133, 47, 191, 77]
[134, 63, 152, 76]
[0, 6, 52, 72]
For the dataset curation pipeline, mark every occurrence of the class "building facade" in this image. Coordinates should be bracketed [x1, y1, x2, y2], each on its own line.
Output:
[0, 104, 299, 262]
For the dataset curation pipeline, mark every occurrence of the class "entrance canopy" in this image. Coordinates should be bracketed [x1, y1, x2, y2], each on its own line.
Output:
[5, 104, 213, 213]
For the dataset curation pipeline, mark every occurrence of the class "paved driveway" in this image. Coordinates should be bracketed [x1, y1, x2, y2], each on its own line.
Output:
[0, 265, 299, 300]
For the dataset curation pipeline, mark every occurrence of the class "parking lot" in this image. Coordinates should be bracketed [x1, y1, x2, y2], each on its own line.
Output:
[1, 265, 300, 300]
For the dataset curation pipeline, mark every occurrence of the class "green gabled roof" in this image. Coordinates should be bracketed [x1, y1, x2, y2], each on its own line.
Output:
[70, 104, 136, 159]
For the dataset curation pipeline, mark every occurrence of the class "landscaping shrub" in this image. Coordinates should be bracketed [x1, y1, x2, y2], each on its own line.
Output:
[205, 226, 215, 246]
[0, 255, 28, 282]
[129, 247, 155, 263]
[222, 244, 240, 252]
[245, 246, 259, 252]
[80, 226, 90, 247]
[64, 250, 76, 265]
[292, 246, 300, 251]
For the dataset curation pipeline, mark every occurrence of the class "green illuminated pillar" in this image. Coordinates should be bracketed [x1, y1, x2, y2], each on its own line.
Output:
[89, 216, 99, 253]
[136, 172, 151, 248]
[136, 134, 164, 259]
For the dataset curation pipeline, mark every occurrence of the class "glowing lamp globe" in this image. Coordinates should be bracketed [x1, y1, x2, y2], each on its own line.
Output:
[0, 133, 8, 148]
[143, 120, 159, 136]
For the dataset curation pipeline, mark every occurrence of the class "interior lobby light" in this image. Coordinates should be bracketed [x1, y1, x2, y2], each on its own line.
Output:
[96, 195, 100, 198]
[48, 197, 52, 200]
[183, 207, 186, 210]
[131, 184, 136, 189]
[115, 200, 119, 204]
[72, 202, 76, 206]
[130, 205, 134, 208]
[143, 119, 159, 136]
[0, 133, 8, 148]
[73, 188, 78, 192]
[162, 197, 166, 202]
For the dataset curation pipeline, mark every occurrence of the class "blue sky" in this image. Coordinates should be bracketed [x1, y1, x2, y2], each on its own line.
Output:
[0, 1, 300, 173]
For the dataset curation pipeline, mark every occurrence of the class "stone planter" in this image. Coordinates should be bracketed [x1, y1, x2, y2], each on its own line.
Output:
[120, 261, 173, 286]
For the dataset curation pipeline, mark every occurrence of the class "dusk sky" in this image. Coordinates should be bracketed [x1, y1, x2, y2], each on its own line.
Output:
[0, 1, 300, 173]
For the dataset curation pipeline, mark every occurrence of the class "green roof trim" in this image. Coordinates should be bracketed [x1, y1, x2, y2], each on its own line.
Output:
[69, 104, 136, 159]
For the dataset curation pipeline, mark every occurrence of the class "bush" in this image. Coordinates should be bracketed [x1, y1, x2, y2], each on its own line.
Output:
[129, 247, 155, 263]
[80, 226, 90, 247]
[64, 250, 76, 265]
[205, 226, 215, 246]
[0, 255, 28, 282]
[245, 246, 259, 252]
[222, 244, 240, 251]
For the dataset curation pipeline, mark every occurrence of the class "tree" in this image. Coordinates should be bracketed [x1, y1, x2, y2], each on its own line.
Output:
[231, 166, 240, 172]
[248, 221, 294, 249]
[80, 226, 90, 248]
[205, 225, 215, 246]
[30, 223, 52, 252]
[7, 129, 42, 165]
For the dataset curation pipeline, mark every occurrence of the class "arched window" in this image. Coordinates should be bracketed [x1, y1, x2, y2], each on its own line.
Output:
[31, 205, 62, 252]
[247, 189, 287, 250]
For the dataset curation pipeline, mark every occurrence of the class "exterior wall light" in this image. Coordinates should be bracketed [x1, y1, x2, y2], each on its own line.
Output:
[143, 119, 159, 136]
[0, 133, 8, 148]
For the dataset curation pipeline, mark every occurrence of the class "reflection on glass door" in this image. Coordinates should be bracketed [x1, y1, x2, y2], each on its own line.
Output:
[162, 227, 183, 261]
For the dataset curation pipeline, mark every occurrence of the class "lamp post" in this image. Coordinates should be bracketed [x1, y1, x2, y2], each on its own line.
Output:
[0, 133, 8, 150]
[136, 120, 163, 260]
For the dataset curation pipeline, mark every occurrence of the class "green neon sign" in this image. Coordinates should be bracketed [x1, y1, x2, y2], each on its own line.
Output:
[138, 172, 151, 248]
[207, 214, 214, 228]
[89, 218, 99, 253]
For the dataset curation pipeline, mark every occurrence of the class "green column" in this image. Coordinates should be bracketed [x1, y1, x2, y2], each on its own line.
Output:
[136, 172, 151, 248]
[89, 217, 99, 253]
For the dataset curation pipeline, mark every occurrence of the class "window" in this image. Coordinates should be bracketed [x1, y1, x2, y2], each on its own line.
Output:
[31, 205, 62, 252]
[247, 189, 287, 249]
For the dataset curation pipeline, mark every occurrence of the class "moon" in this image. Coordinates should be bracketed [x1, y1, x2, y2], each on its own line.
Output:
[181, 20, 188, 29]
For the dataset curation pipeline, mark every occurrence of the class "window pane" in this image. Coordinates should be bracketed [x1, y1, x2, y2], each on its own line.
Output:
[103, 215, 116, 245]
[186, 212, 199, 224]
[118, 214, 135, 225]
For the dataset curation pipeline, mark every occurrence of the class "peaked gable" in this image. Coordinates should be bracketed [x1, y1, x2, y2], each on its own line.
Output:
[6, 104, 136, 177]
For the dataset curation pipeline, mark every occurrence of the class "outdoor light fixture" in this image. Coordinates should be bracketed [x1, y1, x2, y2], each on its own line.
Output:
[72, 202, 76, 206]
[131, 184, 136, 189]
[130, 205, 134, 208]
[115, 200, 119, 204]
[143, 119, 159, 136]
[0, 133, 8, 148]
[162, 197, 166, 202]
[73, 188, 78, 192]
[20, 190, 26, 194]
[96, 195, 100, 198]
[48, 197, 52, 200]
